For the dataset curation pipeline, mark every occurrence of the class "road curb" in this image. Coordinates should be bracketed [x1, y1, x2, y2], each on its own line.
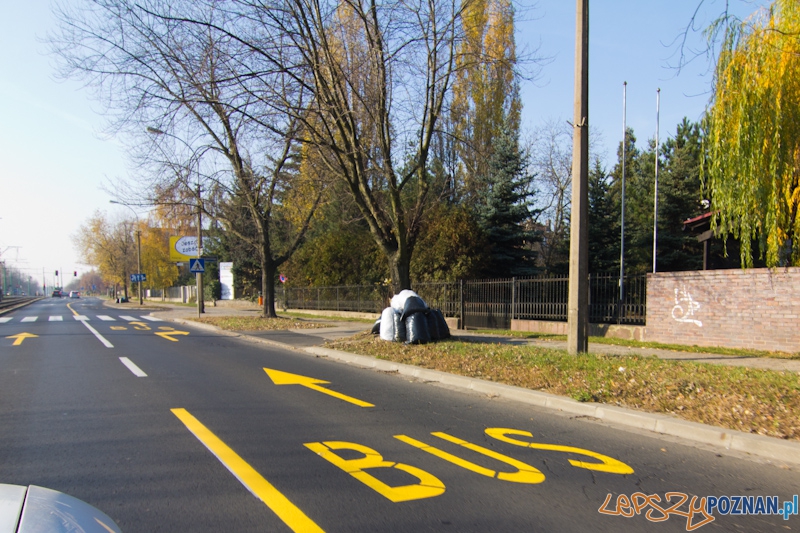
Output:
[303, 346, 800, 468]
[155, 315, 800, 468]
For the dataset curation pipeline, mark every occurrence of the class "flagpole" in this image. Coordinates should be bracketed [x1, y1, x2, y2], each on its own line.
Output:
[653, 88, 660, 274]
[619, 81, 626, 323]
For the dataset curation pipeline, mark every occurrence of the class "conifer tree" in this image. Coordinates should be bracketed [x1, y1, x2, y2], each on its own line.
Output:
[474, 125, 539, 277]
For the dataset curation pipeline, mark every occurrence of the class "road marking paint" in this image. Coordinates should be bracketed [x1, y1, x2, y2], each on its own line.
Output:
[110, 326, 127, 331]
[485, 428, 634, 475]
[129, 321, 151, 331]
[0, 317, 12, 323]
[139, 315, 162, 322]
[119, 357, 147, 377]
[155, 330, 189, 341]
[73, 315, 89, 321]
[97, 315, 116, 321]
[80, 320, 114, 348]
[171, 408, 324, 533]
[6, 333, 38, 346]
[304, 441, 446, 502]
[21, 317, 37, 323]
[264, 368, 374, 408]
[119, 315, 137, 321]
[395, 433, 545, 484]
[49, 316, 63, 321]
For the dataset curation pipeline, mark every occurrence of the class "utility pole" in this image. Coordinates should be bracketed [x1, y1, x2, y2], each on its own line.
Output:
[136, 227, 143, 304]
[197, 182, 204, 317]
[567, 0, 589, 354]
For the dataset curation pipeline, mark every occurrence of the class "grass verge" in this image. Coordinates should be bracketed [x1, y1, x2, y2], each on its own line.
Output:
[325, 333, 800, 441]
[191, 315, 334, 331]
[471, 329, 800, 360]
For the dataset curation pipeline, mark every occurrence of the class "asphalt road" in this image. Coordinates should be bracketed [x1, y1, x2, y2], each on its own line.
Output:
[1, 297, 798, 532]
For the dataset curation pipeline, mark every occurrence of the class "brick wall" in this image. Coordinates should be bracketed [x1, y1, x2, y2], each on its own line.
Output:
[646, 268, 800, 352]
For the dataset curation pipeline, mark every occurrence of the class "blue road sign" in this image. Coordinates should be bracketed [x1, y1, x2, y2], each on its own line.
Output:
[130, 273, 147, 283]
[189, 259, 205, 273]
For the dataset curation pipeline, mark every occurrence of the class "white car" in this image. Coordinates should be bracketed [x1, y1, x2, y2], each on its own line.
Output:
[0, 484, 121, 532]
[69, 291, 81, 298]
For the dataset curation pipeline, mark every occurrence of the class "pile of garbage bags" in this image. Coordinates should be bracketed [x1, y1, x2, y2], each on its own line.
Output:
[371, 290, 450, 344]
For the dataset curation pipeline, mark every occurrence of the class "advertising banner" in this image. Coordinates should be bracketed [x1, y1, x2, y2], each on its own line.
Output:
[220, 262, 234, 300]
[169, 236, 200, 262]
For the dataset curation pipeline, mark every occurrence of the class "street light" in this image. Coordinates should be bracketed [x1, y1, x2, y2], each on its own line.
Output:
[146, 127, 204, 317]
[110, 200, 144, 305]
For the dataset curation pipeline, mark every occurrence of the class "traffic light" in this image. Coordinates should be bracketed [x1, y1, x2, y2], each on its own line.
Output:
[55, 270, 58, 276]
[74, 271, 77, 277]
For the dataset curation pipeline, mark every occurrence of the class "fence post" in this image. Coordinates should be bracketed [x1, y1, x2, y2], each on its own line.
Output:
[459, 279, 465, 330]
[511, 277, 516, 323]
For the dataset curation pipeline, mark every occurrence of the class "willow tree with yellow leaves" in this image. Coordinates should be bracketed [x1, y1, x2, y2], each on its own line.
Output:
[452, 0, 521, 198]
[704, 0, 800, 267]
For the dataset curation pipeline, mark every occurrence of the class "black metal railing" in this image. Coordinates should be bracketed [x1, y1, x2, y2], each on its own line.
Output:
[276, 272, 647, 329]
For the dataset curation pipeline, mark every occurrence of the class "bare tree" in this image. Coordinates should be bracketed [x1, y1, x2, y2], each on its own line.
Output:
[529, 119, 572, 271]
[50, 0, 321, 317]
[215, 0, 465, 291]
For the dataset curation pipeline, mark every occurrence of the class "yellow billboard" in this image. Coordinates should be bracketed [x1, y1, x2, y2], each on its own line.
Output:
[169, 236, 200, 262]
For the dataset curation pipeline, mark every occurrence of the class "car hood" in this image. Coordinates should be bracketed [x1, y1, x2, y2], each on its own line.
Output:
[0, 484, 121, 533]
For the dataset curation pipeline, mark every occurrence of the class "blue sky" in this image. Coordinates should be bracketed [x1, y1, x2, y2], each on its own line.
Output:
[0, 0, 765, 289]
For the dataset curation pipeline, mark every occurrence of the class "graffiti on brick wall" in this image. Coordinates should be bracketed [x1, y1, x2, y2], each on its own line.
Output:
[672, 286, 702, 327]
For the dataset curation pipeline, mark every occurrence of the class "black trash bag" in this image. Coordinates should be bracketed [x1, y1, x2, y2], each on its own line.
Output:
[401, 296, 428, 320]
[432, 309, 450, 339]
[393, 310, 407, 342]
[426, 311, 440, 341]
[405, 312, 431, 344]
[371, 318, 381, 335]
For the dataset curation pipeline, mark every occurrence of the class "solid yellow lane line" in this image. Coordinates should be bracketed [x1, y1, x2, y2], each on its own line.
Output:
[171, 408, 325, 533]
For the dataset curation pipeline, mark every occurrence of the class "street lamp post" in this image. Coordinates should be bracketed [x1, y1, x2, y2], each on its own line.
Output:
[146, 127, 204, 317]
[110, 200, 144, 305]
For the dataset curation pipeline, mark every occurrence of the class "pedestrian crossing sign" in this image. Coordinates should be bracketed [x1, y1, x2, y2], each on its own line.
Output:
[189, 258, 205, 273]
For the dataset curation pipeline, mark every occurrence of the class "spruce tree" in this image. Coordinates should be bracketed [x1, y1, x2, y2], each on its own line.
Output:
[588, 159, 619, 273]
[474, 126, 540, 277]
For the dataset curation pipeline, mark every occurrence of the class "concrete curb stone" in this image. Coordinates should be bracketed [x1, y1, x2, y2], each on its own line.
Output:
[300, 346, 800, 468]
[152, 311, 800, 468]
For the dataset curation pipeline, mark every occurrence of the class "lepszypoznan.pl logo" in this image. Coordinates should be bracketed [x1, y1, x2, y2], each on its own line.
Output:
[599, 492, 798, 531]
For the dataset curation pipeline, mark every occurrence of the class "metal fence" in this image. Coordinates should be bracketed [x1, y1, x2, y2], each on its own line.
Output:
[277, 272, 647, 329]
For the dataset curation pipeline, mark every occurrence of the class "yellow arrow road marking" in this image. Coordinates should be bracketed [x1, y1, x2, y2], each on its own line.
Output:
[264, 368, 374, 407]
[7, 333, 38, 346]
[171, 408, 325, 533]
[155, 330, 190, 342]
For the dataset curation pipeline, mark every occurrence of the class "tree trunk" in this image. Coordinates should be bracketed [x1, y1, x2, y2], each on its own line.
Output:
[389, 248, 411, 293]
[260, 247, 278, 318]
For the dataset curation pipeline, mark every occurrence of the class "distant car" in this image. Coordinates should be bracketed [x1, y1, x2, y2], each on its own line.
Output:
[51, 290, 62, 298]
[69, 291, 81, 298]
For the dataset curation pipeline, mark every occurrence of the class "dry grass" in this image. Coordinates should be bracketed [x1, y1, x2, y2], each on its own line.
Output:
[191, 315, 333, 331]
[472, 329, 800, 360]
[326, 333, 800, 441]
